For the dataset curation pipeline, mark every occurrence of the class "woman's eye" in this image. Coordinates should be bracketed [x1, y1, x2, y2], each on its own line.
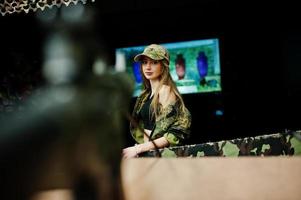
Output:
[141, 60, 158, 65]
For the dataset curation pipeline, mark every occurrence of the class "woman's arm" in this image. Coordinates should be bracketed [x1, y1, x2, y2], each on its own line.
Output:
[122, 136, 169, 159]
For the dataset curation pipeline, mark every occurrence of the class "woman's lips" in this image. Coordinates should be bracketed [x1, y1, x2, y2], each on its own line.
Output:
[145, 72, 153, 76]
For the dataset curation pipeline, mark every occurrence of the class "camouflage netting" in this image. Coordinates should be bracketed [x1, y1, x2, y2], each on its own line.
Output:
[0, 0, 94, 16]
[140, 130, 301, 157]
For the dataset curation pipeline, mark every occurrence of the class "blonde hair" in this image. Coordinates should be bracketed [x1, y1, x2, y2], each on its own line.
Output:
[140, 59, 186, 119]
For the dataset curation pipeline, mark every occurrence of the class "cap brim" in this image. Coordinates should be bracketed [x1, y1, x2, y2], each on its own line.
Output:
[134, 53, 165, 62]
[133, 54, 144, 62]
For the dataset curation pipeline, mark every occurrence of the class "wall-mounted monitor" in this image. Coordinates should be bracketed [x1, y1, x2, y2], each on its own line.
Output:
[115, 38, 221, 97]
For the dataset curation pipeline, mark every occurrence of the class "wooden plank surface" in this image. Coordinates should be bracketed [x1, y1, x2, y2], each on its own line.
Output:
[121, 157, 301, 200]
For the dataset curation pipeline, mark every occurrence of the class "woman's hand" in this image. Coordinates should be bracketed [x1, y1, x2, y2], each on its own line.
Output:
[159, 85, 176, 108]
[122, 146, 138, 159]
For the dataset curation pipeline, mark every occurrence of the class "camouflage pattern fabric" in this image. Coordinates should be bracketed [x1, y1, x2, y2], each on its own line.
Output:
[140, 131, 301, 157]
[134, 44, 170, 64]
[130, 91, 191, 146]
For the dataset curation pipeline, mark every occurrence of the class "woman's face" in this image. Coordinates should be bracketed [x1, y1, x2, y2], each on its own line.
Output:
[141, 57, 163, 81]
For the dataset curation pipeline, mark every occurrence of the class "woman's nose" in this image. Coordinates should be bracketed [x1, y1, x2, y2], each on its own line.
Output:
[145, 62, 151, 68]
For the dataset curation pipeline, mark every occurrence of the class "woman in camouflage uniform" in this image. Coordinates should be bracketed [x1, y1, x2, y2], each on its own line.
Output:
[122, 44, 191, 158]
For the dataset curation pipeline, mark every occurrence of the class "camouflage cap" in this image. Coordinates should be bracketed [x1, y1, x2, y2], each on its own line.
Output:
[134, 44, 170, 64]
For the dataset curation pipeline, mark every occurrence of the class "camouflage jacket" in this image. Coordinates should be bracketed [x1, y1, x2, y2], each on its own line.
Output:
[130, 92, 191, 146]
[140, 131, 301, 157]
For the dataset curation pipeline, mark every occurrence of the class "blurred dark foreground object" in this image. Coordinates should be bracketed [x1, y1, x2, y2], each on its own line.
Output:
[0, 72, 133, 200]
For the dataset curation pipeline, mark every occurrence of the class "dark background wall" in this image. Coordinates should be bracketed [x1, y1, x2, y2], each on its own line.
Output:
[0, 0, 300, 145]
[93, 0, 301, 144]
